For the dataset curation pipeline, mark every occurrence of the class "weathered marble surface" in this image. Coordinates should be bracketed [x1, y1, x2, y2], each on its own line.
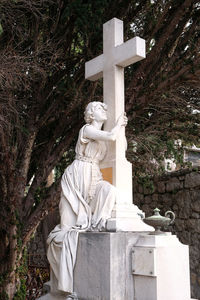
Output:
[133, 234, 191, 300]
[74, 231, 143, 300]
[38, 231, 194, 300]
[74, 232, 192, 300]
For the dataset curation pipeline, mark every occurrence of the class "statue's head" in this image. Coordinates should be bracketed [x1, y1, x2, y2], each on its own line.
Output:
[84, 101, 107, 124]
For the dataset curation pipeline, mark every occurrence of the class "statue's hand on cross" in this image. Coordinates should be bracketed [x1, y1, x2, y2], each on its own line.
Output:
[116, 113, 128, 127]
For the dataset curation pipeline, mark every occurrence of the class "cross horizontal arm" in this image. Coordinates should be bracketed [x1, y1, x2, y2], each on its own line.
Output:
[85, 54, 104, 81]
[115, 37, 145, 68]
[85, 37, 145, 81]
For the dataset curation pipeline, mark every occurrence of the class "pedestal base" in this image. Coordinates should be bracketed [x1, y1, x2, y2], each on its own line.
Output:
[38, 232, 193, 300]
[106, 216, 154, 231]
[74, 232, 142, 300]
[74, 232, 192, 300]
[107, 203, 154, 232]
[132, 234, 192, 300]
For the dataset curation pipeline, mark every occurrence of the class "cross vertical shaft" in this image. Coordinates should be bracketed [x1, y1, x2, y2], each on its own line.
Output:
[102, 19, 132, 204]
[85, 18, 152, 231]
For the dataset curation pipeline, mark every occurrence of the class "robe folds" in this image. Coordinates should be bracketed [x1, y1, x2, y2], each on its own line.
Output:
[47, 124, 116, 293]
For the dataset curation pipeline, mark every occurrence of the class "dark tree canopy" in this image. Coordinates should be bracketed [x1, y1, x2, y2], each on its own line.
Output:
[0, 0, 199, 298]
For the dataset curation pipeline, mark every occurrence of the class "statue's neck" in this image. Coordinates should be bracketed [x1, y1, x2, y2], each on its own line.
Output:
[91, 120, 104, 130]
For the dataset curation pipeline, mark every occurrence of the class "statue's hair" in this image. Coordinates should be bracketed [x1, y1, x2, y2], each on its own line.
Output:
[84, 101, 107, 124]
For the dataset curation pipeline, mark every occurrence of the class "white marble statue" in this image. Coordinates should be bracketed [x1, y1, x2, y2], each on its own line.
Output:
[47, 101, 127, 299]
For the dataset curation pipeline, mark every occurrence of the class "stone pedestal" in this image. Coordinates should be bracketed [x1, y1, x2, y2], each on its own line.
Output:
[74, 232, 193, 300]
[132, 233, 192, 300]
[38, 231, 193, 300]
[74, 232, 141, 300]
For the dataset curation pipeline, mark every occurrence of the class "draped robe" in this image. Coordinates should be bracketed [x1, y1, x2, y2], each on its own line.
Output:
[47, 124, 116, 293]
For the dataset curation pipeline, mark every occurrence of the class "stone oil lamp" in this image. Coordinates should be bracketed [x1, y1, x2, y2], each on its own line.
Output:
[143, 208, 175, 235]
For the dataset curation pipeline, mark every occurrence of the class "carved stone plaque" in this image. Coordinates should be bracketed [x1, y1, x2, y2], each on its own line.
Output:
[132, 247, 156, 277]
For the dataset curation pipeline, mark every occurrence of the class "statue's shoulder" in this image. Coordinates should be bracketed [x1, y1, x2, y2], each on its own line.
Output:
[78, 124, 91, 144]
[79, 124, 90, 135]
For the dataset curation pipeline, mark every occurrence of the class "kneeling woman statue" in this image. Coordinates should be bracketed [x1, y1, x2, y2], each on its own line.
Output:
[47, 101, 127, 299]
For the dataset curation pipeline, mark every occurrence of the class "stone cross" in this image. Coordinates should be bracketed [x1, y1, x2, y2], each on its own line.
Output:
[85, 18, 145, 209]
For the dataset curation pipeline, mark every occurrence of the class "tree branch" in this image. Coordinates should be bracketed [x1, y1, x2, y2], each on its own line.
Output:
[22, 179, 61, 248]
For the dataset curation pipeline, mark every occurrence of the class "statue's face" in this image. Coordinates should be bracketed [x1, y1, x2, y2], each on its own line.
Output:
[92, 104, 107, 122]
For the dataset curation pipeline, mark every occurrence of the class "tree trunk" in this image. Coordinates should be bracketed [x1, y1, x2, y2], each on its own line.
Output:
[0, 224, 19, 300]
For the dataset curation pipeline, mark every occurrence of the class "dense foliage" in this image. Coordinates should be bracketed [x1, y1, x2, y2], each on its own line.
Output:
[0, 0, 199, 298]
